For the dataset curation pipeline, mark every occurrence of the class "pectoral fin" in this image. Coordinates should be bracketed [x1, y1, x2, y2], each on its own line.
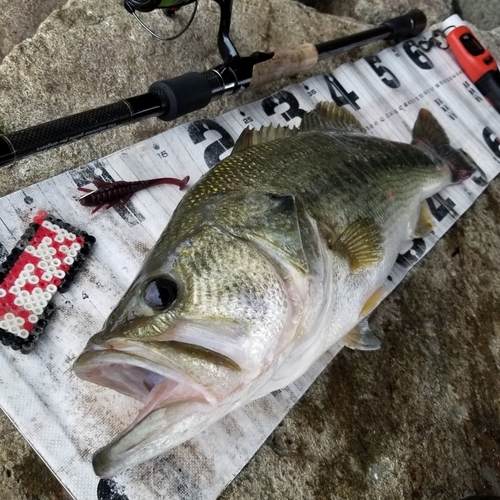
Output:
[331, 219, 384, 272]
[412, 202, 434, 239]
[343, 319, 381, 351]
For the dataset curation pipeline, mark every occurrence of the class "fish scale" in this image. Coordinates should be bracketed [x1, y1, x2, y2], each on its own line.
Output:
[74, 103, 475, 477]
[167, 131, 441, 252]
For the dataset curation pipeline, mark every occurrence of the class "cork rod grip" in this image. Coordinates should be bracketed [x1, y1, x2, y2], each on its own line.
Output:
[250, 43, 319, 88]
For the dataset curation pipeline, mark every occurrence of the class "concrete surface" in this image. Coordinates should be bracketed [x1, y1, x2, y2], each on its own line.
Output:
[0, 0, 500, 499]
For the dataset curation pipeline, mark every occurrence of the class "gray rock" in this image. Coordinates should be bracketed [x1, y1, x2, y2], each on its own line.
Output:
[0, 411, 70, 500]
[456, 0, 500, 31]
[296, 0, 453, 27]
[0, 0, 68, 60]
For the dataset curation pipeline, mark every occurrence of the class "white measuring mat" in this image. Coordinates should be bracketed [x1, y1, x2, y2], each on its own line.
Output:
[1, 31, 500, 499]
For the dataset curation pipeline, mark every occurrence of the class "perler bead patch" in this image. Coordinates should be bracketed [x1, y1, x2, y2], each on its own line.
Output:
[0, 211, 95, 353]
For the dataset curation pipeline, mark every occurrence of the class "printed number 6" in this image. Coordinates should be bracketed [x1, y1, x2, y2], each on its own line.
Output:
[403, 41, 434, 70]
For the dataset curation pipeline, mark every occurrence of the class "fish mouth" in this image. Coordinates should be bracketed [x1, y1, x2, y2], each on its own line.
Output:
[74, 342, 219, 477]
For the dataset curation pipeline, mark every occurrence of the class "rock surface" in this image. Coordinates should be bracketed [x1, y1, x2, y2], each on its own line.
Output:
[297, 0, 453, 26]
[0, 0, 68, 60]
[0, 0, 500, 499]
[455, 0, 500, 31]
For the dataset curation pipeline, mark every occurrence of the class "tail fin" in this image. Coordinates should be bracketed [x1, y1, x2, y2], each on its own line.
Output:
[412, 109, 475, 183]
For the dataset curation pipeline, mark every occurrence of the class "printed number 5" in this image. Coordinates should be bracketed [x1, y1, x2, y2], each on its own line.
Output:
[365, 55, 401, 89]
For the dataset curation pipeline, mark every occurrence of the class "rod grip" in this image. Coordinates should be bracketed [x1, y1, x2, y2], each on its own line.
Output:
[249, 44, 319, 88]
[0, 101, 132, 168]
[149, 72, 213, 121]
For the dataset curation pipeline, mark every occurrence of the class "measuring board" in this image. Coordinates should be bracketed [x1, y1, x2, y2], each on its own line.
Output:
[0, 31, 500, 499]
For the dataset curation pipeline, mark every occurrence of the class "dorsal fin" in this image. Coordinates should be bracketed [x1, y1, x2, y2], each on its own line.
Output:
[300, 102, 365, 133]
[232, 124, 298, 154]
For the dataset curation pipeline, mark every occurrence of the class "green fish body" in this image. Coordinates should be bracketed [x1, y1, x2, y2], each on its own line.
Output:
[74, 103, 474, 477]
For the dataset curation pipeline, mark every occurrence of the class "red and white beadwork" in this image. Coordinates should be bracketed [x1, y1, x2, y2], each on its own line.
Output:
[0, 220, 85, 339]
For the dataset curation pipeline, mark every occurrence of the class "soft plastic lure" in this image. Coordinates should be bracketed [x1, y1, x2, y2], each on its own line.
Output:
[78, 176, 190, 214]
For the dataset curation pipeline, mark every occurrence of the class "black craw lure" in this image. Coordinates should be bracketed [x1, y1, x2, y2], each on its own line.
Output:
[78, 176, 190, 214]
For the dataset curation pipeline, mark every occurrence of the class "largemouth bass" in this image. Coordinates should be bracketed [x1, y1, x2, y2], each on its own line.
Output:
[74, 102, 475, 477]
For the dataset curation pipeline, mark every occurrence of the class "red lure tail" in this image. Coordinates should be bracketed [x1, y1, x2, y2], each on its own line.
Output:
[78, 176, 190, 214]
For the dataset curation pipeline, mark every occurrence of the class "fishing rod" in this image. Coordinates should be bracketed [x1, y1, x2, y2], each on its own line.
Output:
[0, 1, 426, 169]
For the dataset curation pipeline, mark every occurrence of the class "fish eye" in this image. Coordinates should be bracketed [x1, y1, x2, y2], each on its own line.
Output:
[143, 278, 178, 309]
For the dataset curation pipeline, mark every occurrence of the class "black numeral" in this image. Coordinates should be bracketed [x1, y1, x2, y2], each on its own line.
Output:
[483, 126, 500, 158]
[365, 55, 401, 89]
[97, 478, 129, 500]
[463, 81, 483, 102]
[261, 91, 306, 121]
[187, 119, 235, 169]
[323, 74, 360, 110]
[396, 238, 426, 268]
[434, 98, 457, 120]
[464, 152, 488, 186]
[403, 41, 434, 70]
[426, 194, 457, 222]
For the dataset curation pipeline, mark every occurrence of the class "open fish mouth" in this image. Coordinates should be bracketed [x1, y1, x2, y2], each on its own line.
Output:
[74, 342, 219, 477]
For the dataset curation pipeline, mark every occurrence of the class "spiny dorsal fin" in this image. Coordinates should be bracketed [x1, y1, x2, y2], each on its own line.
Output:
[343, 319, 381, 351]
[232, 124, 298, 154]
[300, 101, 365, 133]
[331, 219, 383, 272]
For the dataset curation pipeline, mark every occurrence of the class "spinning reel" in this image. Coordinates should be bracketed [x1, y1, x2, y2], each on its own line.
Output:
[123, 0, 238, 63]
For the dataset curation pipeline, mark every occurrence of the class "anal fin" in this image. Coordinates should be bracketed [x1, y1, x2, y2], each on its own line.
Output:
[343, 319, 381, 351]
[412, 202, 434, 239]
